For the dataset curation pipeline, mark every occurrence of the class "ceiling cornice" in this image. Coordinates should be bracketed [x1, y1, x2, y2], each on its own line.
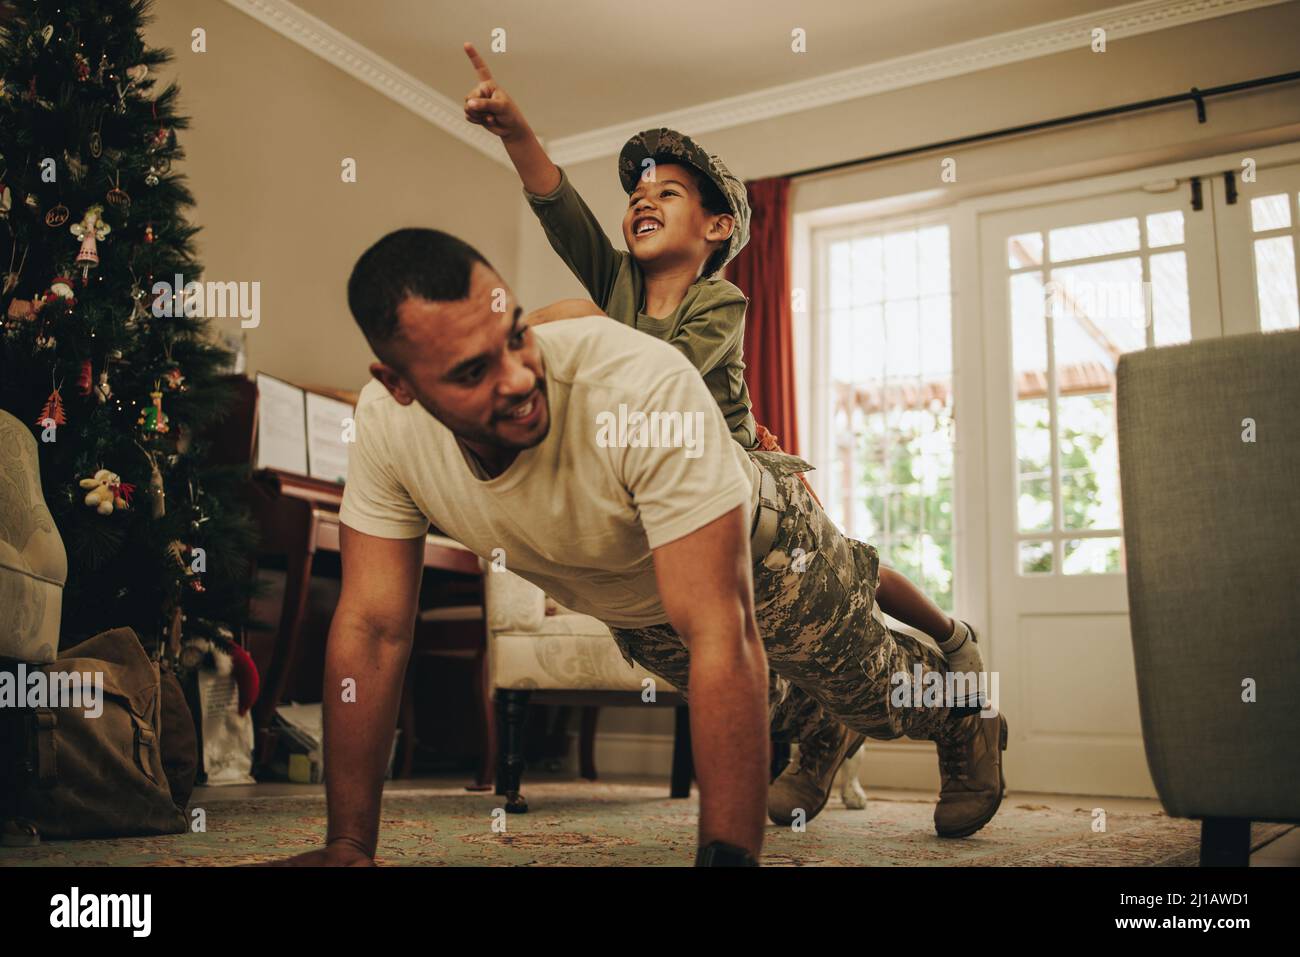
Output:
[222, 0, 1290, 170]
[220, 0, 513, 166]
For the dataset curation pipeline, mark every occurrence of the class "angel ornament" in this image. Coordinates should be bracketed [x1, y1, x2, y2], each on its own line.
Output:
[70, 204, 112, 281]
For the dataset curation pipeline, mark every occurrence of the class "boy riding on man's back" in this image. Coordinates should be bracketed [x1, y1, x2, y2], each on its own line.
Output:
[462, 42, 987, 824]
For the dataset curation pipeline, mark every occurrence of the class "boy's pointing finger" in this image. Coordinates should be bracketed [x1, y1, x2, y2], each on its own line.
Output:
[466, 96, 505, 114]
[463, 42, 494, 83]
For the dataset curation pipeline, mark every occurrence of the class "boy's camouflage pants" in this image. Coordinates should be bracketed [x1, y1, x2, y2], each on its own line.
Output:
[610, 450, 977, 750]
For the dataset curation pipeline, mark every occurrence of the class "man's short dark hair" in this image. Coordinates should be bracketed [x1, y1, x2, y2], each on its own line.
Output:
[347, 228, 495, 349]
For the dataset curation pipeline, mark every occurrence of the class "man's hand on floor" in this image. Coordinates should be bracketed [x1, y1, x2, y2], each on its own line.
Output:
[265, 839, 376, 867]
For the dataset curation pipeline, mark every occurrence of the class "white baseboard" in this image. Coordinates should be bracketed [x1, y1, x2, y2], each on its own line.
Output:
[580, 731, 941, 792]
[587, 731, 678, 778]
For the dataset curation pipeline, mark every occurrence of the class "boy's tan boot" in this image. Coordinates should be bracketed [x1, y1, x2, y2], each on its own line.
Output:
[932, 710, 1008, 838]
[768, 723, 866, 826]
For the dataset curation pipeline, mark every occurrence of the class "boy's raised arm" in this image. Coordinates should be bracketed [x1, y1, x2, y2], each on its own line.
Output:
[462, 43, 559, 196]
[462, 42, 621, 309]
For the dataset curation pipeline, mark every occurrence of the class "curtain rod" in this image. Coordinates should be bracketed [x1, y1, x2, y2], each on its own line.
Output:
[787, 70, 1300, 181]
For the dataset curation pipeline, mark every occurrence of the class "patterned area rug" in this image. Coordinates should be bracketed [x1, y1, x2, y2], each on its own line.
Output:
[1, 782, 1290, 866]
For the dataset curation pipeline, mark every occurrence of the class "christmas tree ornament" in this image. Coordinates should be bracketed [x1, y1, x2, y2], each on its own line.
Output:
[70, 205, 111, 281]
[179, 638, 208, 670]
[6, 298, 36, 326]
[0, 182, 11, 221]
[23, 75, 53, 110]
[138, 385, 170, 435]
[27, 25, 53, 51]
[2, 242, 26, 295]
[144, 222, 154, 243]
[94, 54, 109, 86]
[61, 150, 87, 184]
[74, 52, 91, 82]
[49, 275, 77, 303]
[45, 203, 69, 228]
[126, 64, 150, 87]
[34, 328, 57, 350]
[167, 540, 206, 594]
[148, 455, 165, 517]
[36, 387, 66, 427]
[94, 369, 112, 404]
[24, 193, 39, 212]
[146, 124, 170, 152]
[79, 469, 132, 515]
[106, 172, 131, 211]
[77, 359, 93, 396]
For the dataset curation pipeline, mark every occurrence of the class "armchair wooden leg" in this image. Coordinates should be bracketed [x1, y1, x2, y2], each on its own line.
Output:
[496, 689, 531, 813]
[579, 706, 599, 780]
[468, 648, 494, 792]
[1200, 818, 1252, 867]
[670, 705, 693, 798]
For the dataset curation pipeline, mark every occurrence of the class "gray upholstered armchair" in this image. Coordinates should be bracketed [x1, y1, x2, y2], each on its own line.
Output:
[1117, 329, 1300, 866]
[0, 408, 66, 665]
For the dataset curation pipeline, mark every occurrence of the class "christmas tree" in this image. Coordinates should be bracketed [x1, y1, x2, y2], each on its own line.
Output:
[0, 0, 258, 667]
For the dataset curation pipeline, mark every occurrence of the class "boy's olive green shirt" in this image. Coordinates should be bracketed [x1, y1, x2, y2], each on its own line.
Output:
[525, 167, 758, 449]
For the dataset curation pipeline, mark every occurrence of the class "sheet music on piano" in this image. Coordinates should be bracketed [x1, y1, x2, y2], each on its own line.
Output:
[254, 373, 308, 475]
[305, 391, 355, 484]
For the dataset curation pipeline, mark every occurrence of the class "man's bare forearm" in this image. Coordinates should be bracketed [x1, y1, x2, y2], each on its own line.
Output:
[687, 624, 769, 857]
[501, 124, 561, 196]
[321, 610, 412, 858]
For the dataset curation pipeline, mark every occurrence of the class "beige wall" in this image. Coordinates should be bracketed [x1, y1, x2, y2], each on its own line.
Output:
[145, 0, 521, 393]
[515, 2, 1300, 312]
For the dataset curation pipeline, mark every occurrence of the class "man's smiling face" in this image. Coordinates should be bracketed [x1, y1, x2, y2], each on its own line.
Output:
[369, 262, 549, 472]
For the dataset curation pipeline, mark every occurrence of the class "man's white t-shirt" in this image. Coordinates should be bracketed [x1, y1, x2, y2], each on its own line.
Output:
[338, 316, 760, 629]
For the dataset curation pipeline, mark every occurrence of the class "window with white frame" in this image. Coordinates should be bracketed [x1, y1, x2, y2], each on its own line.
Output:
[813, 219, 956, 611]
[1006, 210, 1194, 576]
[1247, 190, 1300, 331]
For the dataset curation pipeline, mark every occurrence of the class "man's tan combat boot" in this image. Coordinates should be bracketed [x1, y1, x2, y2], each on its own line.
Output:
[932, 710, 1008, 838]
[768, 724, 866, 826]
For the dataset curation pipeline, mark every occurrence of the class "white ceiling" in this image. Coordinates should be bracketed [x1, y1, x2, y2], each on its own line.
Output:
[293, 0, 1129, 139]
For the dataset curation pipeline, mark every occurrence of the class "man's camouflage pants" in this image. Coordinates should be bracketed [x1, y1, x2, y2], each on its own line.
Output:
[610, 450, 978, 751]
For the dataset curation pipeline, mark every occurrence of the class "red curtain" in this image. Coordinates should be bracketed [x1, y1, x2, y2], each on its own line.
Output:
[726, 176, 799, 454]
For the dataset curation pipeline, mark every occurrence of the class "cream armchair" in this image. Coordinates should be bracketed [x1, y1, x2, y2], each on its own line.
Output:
[484, 564, 693, 813]
[0, 408, 66, 665]
[0, 407, 67, 844]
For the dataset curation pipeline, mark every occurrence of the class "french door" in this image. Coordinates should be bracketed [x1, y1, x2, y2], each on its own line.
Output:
[980, 181, 1225, 796]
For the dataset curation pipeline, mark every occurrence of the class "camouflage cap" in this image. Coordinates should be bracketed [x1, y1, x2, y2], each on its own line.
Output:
[618, 128, 750, 275]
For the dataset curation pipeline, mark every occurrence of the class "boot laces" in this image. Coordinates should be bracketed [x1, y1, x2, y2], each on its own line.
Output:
[794, 725, 843, 774]
[939, 750, 970, 780]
